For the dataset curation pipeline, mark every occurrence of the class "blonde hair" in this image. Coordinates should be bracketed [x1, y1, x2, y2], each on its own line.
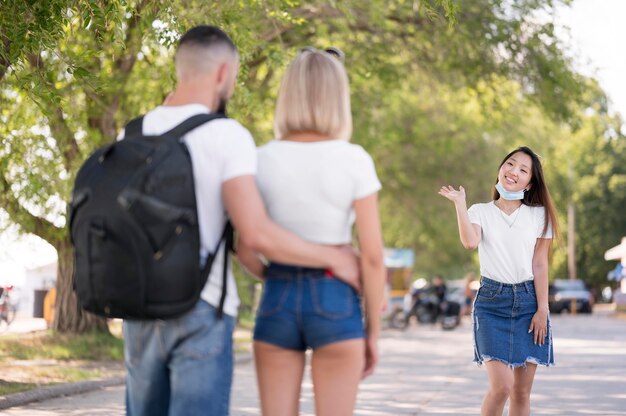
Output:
[274, 49, 352, 141]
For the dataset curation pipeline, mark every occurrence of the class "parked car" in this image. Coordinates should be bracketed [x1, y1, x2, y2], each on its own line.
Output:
[548, 279, 593, 314]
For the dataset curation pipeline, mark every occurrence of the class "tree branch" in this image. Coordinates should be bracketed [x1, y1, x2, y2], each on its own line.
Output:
[0, 167, 60, 246]
[0, 28, 11, 83]
[26, 53, 80, 172]
[92, 0, 156, 141]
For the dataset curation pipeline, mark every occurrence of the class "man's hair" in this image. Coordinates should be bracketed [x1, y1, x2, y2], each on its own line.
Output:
[175, 26, 238, 79]
[274, 49, 352, 141]
[178, 26, 236, 52]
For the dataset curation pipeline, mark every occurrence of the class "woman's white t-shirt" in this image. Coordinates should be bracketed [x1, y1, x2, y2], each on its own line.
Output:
[256, 140, 381, 245]
[468, 202, 553, 284]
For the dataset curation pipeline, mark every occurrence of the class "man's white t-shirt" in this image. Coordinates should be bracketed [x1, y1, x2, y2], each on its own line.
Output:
[123, 104, 257, 317]
[256, 140, 381, 245]
[467, 202, 553, 284]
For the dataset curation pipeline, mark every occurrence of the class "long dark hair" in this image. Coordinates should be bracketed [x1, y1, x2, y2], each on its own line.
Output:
[492, 146, 559, 239]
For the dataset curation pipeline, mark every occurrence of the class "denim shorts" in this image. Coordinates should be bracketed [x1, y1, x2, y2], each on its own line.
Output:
[253, 263, 365, 351]
[473, 277, 554, 368]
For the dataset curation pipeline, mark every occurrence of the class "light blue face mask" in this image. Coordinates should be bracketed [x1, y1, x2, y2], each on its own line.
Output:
[495, 182, 525, 200]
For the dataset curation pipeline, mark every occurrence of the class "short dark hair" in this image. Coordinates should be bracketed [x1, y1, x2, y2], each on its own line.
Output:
[178, 25, 237, 53]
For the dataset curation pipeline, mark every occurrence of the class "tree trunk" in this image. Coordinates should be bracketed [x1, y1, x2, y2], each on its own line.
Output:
[53, 236, 109, 333]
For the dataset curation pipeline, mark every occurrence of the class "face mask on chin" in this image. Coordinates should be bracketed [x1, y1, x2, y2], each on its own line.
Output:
[495, 182, 525, 200]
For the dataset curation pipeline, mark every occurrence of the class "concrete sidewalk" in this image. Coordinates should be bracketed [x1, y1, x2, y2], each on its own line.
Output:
[2, 308, 626, 415]
[0, 316, 47, 336]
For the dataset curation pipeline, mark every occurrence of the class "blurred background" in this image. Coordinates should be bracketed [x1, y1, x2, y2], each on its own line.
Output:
[0, 0, 625, 331]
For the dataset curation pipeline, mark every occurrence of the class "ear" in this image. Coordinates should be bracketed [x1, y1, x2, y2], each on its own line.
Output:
[216, 62, 229, 85]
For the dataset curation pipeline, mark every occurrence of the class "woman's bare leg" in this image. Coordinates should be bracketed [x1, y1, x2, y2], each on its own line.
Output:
[311, 339, 365, 416]
[254, 341, 306, 416]
[509, 363, 537, 416]
[481, 360, 514, 416]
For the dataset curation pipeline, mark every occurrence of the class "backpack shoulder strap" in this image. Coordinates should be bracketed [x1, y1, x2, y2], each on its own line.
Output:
[201, 220, 234, 319]
[124, 116, 144, 139]
[125, 112, 226, 140]
[217, 221, 234, 318]
[163, 113, 227, 139]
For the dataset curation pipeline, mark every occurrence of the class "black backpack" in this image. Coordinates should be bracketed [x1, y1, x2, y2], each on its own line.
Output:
[69, 113, 232, 320]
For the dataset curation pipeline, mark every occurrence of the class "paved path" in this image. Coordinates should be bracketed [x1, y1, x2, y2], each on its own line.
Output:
[3, 308, 626, 415]
[0, 316, 47, 335]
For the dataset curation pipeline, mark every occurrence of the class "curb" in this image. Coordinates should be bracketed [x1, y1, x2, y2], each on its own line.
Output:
[0, 377, 125, 410]
[0, 352, 253, 410]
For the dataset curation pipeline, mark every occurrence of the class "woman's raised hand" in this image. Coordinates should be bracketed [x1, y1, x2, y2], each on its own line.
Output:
[438, 185, 466, 204]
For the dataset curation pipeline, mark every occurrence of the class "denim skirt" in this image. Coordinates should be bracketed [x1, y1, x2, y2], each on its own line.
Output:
[473, 277, 554, 368]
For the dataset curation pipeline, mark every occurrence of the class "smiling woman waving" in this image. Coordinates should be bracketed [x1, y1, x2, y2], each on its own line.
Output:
[439, 146, 559, 416]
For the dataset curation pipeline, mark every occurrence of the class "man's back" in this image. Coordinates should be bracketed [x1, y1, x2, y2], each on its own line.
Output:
[140, 103, 257, 316]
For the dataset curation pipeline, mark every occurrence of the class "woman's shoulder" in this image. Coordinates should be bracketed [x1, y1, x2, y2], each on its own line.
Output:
[257, 139, 290, 156]
[524, 204, 547, 220]
[524, 204, 546, 213]
[258, 139, 281, 149]
[469, 201, 493, 211]
[338, 142, 376, 163]
[257, 140, 373, 164]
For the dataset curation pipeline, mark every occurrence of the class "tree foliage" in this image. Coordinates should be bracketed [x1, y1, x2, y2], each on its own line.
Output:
[0, 0, 622, 331]
[547, 81, 626, 287]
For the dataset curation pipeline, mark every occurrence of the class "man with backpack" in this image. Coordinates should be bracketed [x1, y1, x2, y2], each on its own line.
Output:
[118, 26, 359, 415]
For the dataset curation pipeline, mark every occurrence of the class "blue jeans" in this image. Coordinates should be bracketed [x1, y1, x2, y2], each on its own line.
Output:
[123, 300, 235, 416]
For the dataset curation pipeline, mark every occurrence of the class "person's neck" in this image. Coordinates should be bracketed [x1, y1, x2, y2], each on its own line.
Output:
[164, 82, 217, 110]
[494, 198, 522, 213]
[283, 132, 332, 143]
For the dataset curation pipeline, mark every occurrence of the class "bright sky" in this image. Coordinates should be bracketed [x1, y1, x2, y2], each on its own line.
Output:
[556, 0, 626, 122]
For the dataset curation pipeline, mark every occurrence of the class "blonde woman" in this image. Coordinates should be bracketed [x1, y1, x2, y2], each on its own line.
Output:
[238, 48, 385, 416]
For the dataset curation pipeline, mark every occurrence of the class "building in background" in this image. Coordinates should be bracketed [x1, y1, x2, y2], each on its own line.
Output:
[383, 248, 415, 318]
[22, 262, 57, 318]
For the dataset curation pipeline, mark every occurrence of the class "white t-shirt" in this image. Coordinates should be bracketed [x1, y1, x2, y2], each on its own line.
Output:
[256, 140, 381, 244]
[122, 104, 257, 317]
[467, 202, 553, 284]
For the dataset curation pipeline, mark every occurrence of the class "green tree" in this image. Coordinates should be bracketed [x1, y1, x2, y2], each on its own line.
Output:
[547, 81, 626, 288]
[1, 0, 162, 331]
[0, 0, 593, 332]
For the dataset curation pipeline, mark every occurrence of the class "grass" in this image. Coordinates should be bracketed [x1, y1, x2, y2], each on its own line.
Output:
[0, 321, 253, 396]
[0, 364, 111, 396]
[0, 326, 125, 396]
[0, 330, 124, 362]
[234, 327, 253, 354]
[0, 381, 39, 396]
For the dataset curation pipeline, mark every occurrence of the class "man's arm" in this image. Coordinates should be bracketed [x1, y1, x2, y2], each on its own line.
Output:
[223, 175, 358, 281]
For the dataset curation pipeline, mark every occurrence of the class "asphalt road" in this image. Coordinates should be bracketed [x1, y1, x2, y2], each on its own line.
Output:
[3, 306, 625, 415]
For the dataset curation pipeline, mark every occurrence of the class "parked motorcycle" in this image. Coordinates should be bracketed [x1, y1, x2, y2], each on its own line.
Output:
[0, 285, 17, 327]
[390, 280, 461, 330]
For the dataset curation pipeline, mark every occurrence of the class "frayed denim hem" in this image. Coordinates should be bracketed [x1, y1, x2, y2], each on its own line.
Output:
[474, 354, 555, 369]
